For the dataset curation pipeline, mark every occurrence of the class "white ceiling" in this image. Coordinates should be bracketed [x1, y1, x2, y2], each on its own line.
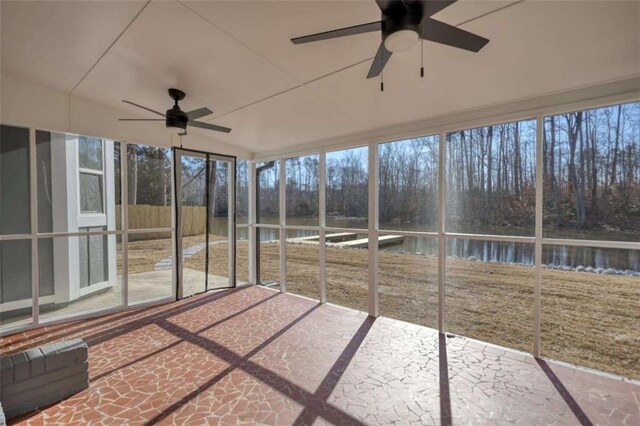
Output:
[1, 0, 639, 156]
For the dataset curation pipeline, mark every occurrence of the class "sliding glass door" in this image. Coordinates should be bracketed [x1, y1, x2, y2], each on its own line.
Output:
[175, 149, 235, 298]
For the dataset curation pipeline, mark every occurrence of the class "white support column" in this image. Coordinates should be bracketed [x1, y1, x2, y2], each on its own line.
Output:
[279, 160, 286, 293]
[175, 152, 184, 300]
[170, 147, 177, 299]
[49, 133, 71, 304]
[319, 152, 327, 303]
[105, 141, 118, 296]
[121, 142, 129, 307]
[367, 143, 379, 317]
[438, 131, 447, 333]
[29, 128, 39, 326]
[229, 160, 236, 287]
[249, 162, 257, 284]
[64, 136, 80, 302]
[534, 116, 543, 357]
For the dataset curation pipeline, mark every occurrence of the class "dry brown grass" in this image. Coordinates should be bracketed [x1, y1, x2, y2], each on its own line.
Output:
[121, 236, 640, 379]
[540, 268, 640, 379]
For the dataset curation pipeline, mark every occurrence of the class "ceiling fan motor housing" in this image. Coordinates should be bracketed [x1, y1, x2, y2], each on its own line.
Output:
[166, 88, 188, 130]
[165, 106, 188, 130]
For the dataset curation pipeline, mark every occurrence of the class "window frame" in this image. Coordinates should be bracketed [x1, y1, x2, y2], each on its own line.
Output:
[78, 137, 106, 216]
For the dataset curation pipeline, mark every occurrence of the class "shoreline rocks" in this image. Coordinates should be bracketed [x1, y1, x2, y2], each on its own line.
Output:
[440, 254, 640, 277]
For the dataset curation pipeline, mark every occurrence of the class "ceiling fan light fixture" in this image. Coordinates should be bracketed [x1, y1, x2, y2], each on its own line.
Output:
[384, 29, 419, 53]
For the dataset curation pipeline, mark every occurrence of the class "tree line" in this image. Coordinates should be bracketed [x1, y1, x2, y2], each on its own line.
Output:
[544, 103, 640, 236]
[123, 145, 231, 218]
[326, 149, 368, 219]
[379, 137, 438, 227]
[446, 120, 537, 232]
[120, 145, 172, 207]
[285, 156, 319, 218]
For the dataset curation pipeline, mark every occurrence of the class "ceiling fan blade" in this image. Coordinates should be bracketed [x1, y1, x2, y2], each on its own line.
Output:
[423, 0, 458, 17]
[291, 21, 382, 44]
[375, 0, 407, 16]
[421, 18, 489, 52]
[118, 118, 164, 121]
[188, 120, 231, 134]
[367, 42, 392, 79]
[122, 100, 166, 118]
[186, 107, 213, 121]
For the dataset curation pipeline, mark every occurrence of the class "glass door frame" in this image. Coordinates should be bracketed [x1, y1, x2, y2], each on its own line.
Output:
[174, 148, 236, 299]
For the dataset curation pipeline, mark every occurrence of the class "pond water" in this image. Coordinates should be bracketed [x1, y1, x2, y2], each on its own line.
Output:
[226, 217, 639, 273]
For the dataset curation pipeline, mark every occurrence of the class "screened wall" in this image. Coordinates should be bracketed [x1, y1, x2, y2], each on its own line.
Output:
[0, 128, 243, 335]
[2, 98, 638, 379]
[253, 100, 640, 379]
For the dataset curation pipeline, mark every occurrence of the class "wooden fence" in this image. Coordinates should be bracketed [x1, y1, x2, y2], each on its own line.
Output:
[116, 205, 208, 240]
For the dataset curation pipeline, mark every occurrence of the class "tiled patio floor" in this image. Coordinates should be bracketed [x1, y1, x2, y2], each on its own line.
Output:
[2, 286, 638, 425]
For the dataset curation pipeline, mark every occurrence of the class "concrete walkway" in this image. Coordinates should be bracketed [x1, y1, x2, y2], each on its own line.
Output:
[154, 240, 228, 271]
[3, 269, 230, 329]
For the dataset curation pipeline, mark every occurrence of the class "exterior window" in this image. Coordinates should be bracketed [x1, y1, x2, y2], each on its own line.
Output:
[78, 137, 104, 213]
[0, 125, 30, 235]
[79, 227, 109, 288]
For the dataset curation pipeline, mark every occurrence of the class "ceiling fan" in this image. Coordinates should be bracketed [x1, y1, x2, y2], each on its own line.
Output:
[291, 0, 489, 79]
[119, 88, 231, 136]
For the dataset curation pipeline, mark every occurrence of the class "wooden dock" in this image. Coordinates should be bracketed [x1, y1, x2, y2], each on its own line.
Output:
[329, 235, 404, 248]
[286, 232, 358, 245]
[285, 233, 403, 248]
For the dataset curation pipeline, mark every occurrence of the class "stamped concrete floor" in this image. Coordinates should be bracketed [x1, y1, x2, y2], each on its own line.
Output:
[3, 286, 638, 425]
